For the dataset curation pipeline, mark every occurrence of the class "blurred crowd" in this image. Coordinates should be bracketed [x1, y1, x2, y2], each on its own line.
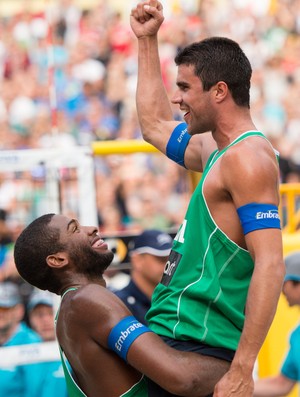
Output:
[0, 1, 300, 395]
[0, 0, 300, 233]
[0, 282, 68, 396]
[0, 0, 299, 262]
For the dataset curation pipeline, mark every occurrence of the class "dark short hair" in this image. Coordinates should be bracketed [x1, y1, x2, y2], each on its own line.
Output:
[175, 37, 252, 108]
[14, 214, 64, 294]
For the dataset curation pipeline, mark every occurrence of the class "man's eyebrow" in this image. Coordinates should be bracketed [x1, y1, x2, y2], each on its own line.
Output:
[176, 81, 189, 88]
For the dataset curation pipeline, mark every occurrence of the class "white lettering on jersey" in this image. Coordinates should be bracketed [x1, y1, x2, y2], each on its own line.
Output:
[174, 219, 187, 244]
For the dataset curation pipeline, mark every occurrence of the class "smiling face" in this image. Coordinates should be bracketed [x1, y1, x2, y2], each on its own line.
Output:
[171, 64, 215, 136]
[49, 215, 114, 278]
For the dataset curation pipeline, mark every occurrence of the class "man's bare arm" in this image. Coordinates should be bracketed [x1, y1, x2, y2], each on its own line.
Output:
[132, 2, 175, 145]
[128, 331, 230, 396]
[85, 286, 229, 396]
[214, 143, 285, 396]
[130, 1, 215, 172]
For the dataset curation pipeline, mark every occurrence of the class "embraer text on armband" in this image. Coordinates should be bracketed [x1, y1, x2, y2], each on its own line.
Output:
[237, 202, 281, 235]
[166, 122, 191, 167]
[108, 316, 152, 361]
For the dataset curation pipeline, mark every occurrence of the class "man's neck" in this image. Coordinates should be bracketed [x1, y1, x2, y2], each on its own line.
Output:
[213, 108, 256, 151]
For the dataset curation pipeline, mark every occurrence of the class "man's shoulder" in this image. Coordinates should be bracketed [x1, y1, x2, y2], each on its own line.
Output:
[224, 133, 275, 159]
[220, 134, 278, 178]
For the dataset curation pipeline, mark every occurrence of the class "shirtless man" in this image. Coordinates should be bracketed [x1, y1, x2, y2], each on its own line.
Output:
[14, 213, 230, 397]
[130, 1, 285, 396]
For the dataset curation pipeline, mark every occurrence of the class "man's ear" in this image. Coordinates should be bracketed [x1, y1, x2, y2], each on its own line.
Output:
[46, 252, 69, 269]
[213, 81, 228, 103]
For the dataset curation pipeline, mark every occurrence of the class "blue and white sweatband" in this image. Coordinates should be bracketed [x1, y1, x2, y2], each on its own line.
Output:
[237, 203, 281, 235]
[166, 122, 191, 167]
[108, 316, 152, 361]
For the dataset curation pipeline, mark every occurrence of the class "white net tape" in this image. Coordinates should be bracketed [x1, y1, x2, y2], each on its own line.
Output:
[0, 341, 60, 368]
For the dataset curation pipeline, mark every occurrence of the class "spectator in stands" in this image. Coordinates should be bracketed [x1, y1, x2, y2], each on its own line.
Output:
[254, 251, 300, 396]
[0, 209, 17, 282]
[27, 290, 68, 397]
[27, 290, 56, 341]
[114, 229, 172, 324]
[0, 281, 42, 397]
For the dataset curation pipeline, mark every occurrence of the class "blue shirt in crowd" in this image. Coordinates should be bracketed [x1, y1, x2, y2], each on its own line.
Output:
[0, 322, 68, 397]
[281, 324, 300, 381]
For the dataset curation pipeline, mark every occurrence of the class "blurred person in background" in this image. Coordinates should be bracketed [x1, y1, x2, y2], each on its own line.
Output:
[114, 229, 172, 325]
[0, 281, 42, 397]
[134, 193, 173, 231]
[27, 290, 68, 397]
[0, 209, 17, 282]
[0, 208, 34, 308]
[254, 251, 300, 396]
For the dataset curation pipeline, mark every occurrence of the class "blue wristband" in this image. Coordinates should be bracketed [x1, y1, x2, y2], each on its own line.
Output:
[108, 316, 152, 361]
[237, 202, 281, 235]
[166, 122, 191, 168]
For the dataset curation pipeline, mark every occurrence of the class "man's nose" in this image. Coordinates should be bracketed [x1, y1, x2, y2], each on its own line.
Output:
[84, 226, 98, 235]
[171, 90, 182, 104]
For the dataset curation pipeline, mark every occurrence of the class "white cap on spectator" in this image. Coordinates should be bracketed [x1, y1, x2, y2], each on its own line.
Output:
[28, 290, 54, 311]
[72, 59, 106, 83]
[9, 96, 36, 125]
[285, 251, 300, 282]
[0, 282, 21, 308]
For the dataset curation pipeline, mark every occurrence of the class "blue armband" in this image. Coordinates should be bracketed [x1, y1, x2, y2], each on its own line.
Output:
[108, 316, 152, 361]
[166, 122, 191, 168]
[237, 203, 281, 235]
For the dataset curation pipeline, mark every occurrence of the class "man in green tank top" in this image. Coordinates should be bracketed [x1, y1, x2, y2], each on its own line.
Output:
[14, 213, 229, 397]
[131, 1, 285, 396]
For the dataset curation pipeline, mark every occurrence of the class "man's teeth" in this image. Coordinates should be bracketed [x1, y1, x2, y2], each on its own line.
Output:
[92, 239, 103, 248]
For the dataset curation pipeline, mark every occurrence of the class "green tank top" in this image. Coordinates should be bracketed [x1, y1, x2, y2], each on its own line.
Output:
[55, 288, 148, 397]
[146, 131, 276, 351]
